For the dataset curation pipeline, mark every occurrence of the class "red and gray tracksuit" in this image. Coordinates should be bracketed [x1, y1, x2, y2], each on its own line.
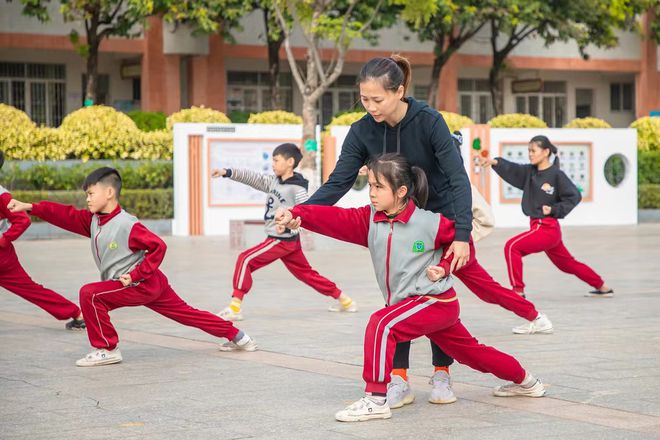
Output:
[290, 201, 526, 394]
[224, 169, 341, 301]
[493, 158, 605, 293]
[29, 202, 241, 350]
[0, 186, 80, 320]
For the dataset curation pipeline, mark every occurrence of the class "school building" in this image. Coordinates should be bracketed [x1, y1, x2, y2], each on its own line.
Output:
[1, 4, 658, 128]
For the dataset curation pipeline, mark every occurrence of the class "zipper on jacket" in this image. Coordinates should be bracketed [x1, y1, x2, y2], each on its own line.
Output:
[94, 221, 102, 264]
[385, 221, 394, 305]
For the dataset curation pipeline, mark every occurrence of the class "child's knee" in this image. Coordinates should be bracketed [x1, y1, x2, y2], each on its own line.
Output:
[79, 284, 97, 302]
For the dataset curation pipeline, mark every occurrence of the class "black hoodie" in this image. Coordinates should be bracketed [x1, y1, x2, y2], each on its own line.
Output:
[492, 157, 581, 219]
[307, 97, 473, 242]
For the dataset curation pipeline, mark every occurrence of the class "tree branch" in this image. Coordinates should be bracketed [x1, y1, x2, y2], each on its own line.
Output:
[273, 2, 306, 94]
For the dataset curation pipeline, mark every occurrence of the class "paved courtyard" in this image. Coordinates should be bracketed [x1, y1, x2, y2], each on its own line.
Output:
[1, 224, 659, 439]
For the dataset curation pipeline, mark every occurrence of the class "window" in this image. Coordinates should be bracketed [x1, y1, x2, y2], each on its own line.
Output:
[319, 75, 362, 126]
[458, 79, 493, 124]
[0, 62, 66, 126]
[413, 85, 430, 103]
[514, 81, 566, 127]
[610, 82, 633, 111]
[226, 71, 293, 114]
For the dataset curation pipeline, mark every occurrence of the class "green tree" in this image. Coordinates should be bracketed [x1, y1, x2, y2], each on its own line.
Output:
[485, 0, 651, 115]
[405, 0, 490, 108]
[18, 0, 154, 105]
[272, 0, 432, 173]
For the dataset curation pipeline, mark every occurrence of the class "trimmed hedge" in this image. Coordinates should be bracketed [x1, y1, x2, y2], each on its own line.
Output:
[489, 113, 548, 128]
[11, 189, 173, 220]
[167, 106, 230, 130]
[564, 117, 611, 128]
[639, 184, 660, 209]
[439, 111, 474, 133]
[127, 111, 167, 131]
[639, 150, 660, 184]
[247, 110, 302, 124]
[630, 116, 660, 151]
[0, 161, 173, 191]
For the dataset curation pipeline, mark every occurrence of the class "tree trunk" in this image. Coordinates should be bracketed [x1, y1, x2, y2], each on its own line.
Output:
[488, 59, 505, 116]
[427, 51, 446, 109]
[299, 52, 319, 171]
[264, 9, 284, 110]
[84, 14, 100, 105]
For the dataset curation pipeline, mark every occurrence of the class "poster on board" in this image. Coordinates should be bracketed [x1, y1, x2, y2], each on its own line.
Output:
[499, 142, 592, 202]
[208, 139, 278, 206]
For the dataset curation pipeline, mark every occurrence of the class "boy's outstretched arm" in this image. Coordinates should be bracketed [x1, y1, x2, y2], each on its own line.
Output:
[213, 168, 275, 194]
[9, 199, 92, 237]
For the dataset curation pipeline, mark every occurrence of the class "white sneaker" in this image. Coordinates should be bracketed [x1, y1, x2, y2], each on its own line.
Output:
[217, 306, 243, 321]
[335, 397, 391, 422]
[512, 313, 554, 334]
[386, 375, 415, 409]
[328, 299, 358, 313]
[428, 371, 457, 404]
[493, 376, 546, 397]
[76, 348, 123, 367]
[218, 337, 258, 352]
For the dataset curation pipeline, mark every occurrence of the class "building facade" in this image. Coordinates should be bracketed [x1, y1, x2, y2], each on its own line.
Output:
[1, 5, 658, 128]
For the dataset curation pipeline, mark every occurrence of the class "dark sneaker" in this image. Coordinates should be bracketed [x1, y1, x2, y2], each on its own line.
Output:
[65, 318, 86, 331]
[585, 289, 614, 298]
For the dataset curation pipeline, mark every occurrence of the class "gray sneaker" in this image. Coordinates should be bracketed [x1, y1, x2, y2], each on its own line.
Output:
[386, 375, 415, 409]
[493, 376, 546, 397]
[428, 371, 457, 404]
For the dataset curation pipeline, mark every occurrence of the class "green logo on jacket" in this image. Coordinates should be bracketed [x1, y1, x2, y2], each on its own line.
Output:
[108, 241, 118, 250]
[412, 240, 425, 253]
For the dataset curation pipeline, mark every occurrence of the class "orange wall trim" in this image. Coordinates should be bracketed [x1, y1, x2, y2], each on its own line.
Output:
[0, 32, 145, 53]
[188, 135, 204, 236]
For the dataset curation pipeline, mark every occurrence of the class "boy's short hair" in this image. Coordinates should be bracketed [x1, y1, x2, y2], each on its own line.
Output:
[273, 143, 303, 169]
[83, 167, 122, 197]
[0, 150, 4, 171]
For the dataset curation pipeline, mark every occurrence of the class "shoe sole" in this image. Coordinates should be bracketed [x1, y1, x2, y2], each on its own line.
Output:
[512, 327, 554, 335]
[584, 294, 614, 298]
[76, 357, 122, 367]
[428, 395, 457, 404]
[493, 389, 546, 397]
[335, 412, 392, 422]
[389, 393, 415, 409]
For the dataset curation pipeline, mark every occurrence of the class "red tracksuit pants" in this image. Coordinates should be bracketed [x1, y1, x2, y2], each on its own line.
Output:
[79, 270, 239, 350]
[504, 217, 604, 293]
[364, 293, 526, 394]
[232, 237, 341, 300]
[0, 244, 80, 320]
[457, 242, 539, 321]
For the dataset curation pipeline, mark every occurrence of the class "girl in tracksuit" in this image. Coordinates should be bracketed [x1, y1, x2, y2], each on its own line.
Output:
[0, 150, 85, 330]
[277, 154, 545, 422]
[483, 135, 613, 298]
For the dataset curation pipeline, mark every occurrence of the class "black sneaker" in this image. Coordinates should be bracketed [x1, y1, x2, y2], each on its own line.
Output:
[65, 318, 86, 330]
[585, 289, 614, 298]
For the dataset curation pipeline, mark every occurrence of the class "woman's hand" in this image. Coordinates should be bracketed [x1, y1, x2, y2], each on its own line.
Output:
[444, 240, 470, 273]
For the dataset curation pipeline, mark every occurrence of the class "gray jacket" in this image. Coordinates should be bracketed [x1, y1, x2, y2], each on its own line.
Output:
[91, 209, 145, 281]
[226, 169, 308, 240]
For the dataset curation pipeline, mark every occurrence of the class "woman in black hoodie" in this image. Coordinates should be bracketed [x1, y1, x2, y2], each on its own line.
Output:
[306, 56, 545, 408]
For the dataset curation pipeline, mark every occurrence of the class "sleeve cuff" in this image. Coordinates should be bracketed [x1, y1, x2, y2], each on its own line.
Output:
[224, 169, 233, 178]
[129, 268, 144, 282]
[454, 228, 471, 242]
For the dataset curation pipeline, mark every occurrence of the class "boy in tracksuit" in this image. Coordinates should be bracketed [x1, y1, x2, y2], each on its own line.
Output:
[213, 143, 354, 321]
[8, 167, 257, 366]
[276, 153, 545, 422]
[0, 150, 85, 330]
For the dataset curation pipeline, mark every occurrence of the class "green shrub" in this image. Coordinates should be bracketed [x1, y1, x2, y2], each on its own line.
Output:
[228, 110, 251, 123]
[11, 189, 173, 220]
[639, 184, 660, 209]
[127, 111, 167, 131]
[439, 111, 475, 133]
[639, 150, 660, 184]
[0, 161, 173, 191]
[564, 117, 612, 128]
[0, 103, 37, 160]
[247, 110, 302, 124]
[167, 106, 230, 130]
[630, 116, 660, 151]
[488, 113, 548, 128]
